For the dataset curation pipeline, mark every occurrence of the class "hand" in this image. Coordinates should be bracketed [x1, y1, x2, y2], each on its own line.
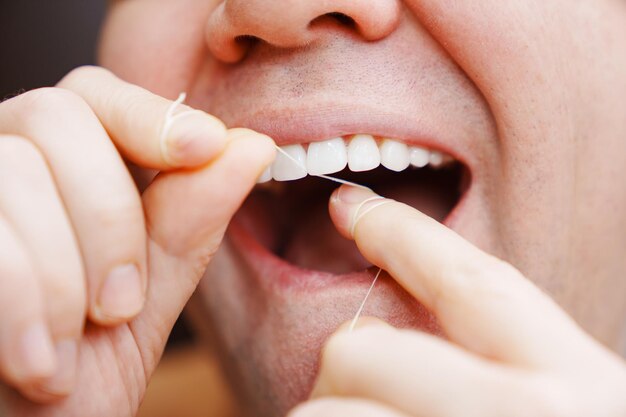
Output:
[0, 66, 275, 416]
[290, 186, 626, 417]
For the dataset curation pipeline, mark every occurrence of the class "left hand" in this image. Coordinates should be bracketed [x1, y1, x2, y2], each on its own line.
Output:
[0, 67, 275, 416]
[289, 185, 626, 417]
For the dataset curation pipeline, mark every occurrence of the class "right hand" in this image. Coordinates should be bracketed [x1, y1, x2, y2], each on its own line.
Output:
[0, 66, 275, 416]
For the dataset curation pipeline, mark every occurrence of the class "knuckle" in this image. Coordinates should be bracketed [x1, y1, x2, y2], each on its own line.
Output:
[0, 256, 33, 287]
[44, 265, 86, 304]
[22, 87, 83, 111]
[16, 88, 90, 127]
[123, 92, 161, 123]
[59, 65, 110, 89]
[528, 378, 579, 417]
[45, 269, 87, 318]
[36, 245, 86, 307]
[439, 257, 523, 305]
[91, 195, 145, 234]
[0, 135, 43, 165]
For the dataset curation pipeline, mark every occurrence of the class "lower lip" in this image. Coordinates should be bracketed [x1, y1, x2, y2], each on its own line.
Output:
[226, 178, 472, 292]
[226, 208, 445, 338]
[227, 219, 378, 292]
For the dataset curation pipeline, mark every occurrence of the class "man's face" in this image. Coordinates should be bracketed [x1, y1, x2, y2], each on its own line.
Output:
[100, 1, 626, 415]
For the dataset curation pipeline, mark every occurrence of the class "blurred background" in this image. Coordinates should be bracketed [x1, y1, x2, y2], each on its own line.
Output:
[0, 2, 233, 416]
[0, 0, 105, 98]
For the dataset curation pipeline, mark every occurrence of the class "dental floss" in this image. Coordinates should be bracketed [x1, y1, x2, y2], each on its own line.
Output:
[164, 92, 372, 192]
[349, 196, 389, 237]
[273, 146, 372, 191]
[348, 268, 382, 332]
[345, 197, 394, 331]
[168, 92, 388, 329]
[273, 145, 393, 332]
[160, 92, 207, 166]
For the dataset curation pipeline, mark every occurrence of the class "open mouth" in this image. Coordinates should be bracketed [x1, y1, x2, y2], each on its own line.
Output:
[233, 134, 470, 275]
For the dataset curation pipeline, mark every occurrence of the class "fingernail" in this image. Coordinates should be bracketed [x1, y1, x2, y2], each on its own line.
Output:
[15, 322, 56, 380]
[166, 113, 227, 166]
[330, 186, 387, 238]
[332, 185, 378, 205]
[39, 339, 78, 396]
[97, 264, 145, 321]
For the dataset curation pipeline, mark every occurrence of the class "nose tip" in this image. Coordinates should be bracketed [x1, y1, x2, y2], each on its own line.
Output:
[206, 0, 402, 63]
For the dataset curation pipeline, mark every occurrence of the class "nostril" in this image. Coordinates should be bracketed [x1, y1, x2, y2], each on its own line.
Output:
[206, 1, 401, 63]
[234, 34, 261, 51]
[310, 12, 356, 29]
[326, 12, 356, 27]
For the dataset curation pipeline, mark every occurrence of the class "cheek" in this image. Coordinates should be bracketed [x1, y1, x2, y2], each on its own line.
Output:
[99, 0, 219, 97]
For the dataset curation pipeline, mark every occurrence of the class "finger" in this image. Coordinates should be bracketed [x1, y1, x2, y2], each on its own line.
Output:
[0, 215, 56, 397]
[0, 135, 82, 397]
[58, 66, 228, 169]
[289, 398, 410, 417]
[144, 128, 276, 256]
[328, 185, 597, 368]
[0, 90, 147, 325]
[130, 129, 275, 375]
[313, 323, 559, 417]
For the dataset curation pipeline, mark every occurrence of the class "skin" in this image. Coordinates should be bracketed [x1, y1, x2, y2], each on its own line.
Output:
[0, 0, 625, 416]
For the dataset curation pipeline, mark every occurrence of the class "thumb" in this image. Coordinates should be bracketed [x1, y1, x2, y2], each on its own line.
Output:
[310, 317, 394, 399]
[144, 128, 275, 258]
[59, 66, 228, 170]
[129, 129, 275, 374]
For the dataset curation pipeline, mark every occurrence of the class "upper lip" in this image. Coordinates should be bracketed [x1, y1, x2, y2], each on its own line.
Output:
[217, 99, 474, 171]
[208, 96, 480, 229]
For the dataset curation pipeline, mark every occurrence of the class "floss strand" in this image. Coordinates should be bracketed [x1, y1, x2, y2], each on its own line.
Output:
[168, 92, 388, 329]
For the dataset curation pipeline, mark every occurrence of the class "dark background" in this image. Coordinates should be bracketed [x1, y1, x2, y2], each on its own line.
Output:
[0, 0, 193, 347]
[0, 0, 106, 98]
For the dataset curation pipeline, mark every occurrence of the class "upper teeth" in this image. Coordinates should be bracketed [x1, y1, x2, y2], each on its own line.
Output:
[258, 135, 454, 183]
[308, 137, 348, 176]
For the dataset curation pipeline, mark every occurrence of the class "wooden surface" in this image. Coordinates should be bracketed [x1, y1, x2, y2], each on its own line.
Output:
[138, 346, 237, 417]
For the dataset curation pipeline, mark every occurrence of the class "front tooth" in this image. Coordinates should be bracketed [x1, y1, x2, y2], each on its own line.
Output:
[380, 139, 410, 172]
[409, 146, 430, 168]
[257, 166, 272, 184]
[307, 137, 348, 175]
[348, 134, 381, 172]
[272, 144, 307, 181]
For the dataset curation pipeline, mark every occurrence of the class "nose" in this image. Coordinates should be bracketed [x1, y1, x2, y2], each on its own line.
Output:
[206, 0, 401, 63]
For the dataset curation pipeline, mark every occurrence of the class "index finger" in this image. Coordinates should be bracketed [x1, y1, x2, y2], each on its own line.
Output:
[58, 66, 228, 170]
[328, 185, 599, 370]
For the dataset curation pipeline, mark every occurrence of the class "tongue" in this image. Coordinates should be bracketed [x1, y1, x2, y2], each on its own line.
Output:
[283, 180, 454, 274]
[283, 197, 370, 274]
